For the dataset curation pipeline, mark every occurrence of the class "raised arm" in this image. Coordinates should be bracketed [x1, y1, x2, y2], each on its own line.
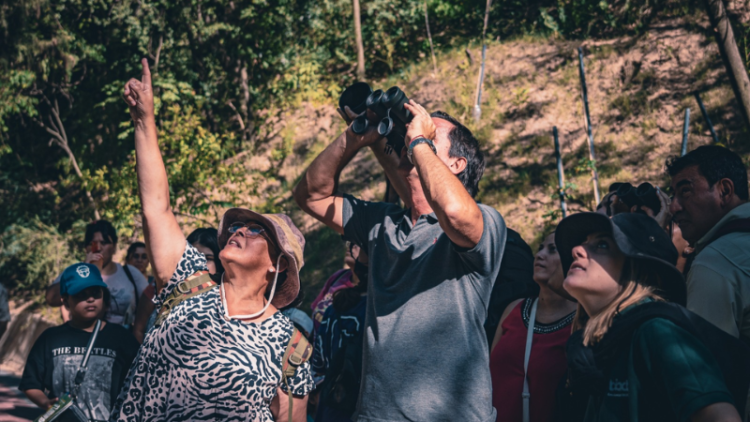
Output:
[292, 113, 382, 234]
[405, 101, 484, 248]
[123, 59, 185, 285]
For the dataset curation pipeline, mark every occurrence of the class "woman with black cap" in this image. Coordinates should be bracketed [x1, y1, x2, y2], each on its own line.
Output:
[555, 212, 745, 422]
[112, 59, 314, 422]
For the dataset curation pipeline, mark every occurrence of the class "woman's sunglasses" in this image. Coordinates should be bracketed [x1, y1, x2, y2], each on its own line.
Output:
[227, 222, 282, 255]
[228, 222, 267, 237]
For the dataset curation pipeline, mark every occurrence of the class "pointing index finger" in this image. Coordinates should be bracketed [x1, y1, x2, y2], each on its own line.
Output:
[141, 58, 152, 86]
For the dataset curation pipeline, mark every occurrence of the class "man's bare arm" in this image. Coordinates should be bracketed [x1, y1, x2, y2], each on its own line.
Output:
[406, 102, 484, 248]
[293, 121, 382, 234]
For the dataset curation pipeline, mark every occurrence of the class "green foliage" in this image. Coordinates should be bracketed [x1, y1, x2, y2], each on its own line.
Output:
[0, 220, 82, 299]
[539, 0, 699, 38]
[89, 105, 253, 236]
[0, 0, 710, 299]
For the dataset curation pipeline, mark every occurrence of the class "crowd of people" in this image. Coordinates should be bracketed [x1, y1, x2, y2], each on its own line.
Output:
[10, 58, 750, 422]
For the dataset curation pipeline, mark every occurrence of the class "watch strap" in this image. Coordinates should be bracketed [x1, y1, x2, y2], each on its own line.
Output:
[407, 137, 436, 163]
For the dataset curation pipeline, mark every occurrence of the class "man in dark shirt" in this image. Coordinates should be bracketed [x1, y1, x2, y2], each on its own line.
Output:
[294, 102, 505, 422]
[20, 263, 139, 421]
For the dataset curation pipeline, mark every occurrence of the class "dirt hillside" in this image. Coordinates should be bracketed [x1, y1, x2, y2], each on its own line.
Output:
[239, 16, 748, 309]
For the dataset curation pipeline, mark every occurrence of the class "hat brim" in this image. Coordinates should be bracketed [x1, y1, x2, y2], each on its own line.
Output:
[217, 208, 301, 309]
[555, 212, 686, 306]
[65, 279, 109, 297]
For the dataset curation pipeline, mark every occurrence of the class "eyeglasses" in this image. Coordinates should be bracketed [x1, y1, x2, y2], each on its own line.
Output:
[228, 222, 267, 236]
[227, 222, 279, 250]
[72, 287, 104, 301]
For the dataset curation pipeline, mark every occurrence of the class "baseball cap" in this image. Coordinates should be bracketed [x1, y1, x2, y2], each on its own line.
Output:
[60, 263, 109, 296]
[555, 212, 685, 306]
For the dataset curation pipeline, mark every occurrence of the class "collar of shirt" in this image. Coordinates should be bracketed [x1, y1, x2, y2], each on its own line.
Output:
[396, 209, 440, 227]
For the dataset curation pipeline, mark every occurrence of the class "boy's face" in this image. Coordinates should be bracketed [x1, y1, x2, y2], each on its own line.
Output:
[64, 286, 106, 321]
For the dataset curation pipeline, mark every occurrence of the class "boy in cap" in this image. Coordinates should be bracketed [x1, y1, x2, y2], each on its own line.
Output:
[19, 263, 139, 421]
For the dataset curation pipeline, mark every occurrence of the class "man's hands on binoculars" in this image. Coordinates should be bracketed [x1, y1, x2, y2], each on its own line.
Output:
[636, 188, 672, 229]
[123, 58, 155, 125]
[343, 106, 383, 147]
[404, 101, 436, 144]
[598, 188, 672, 229]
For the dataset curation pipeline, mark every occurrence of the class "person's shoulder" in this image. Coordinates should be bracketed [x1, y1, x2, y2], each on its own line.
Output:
[103, 321, 130, 335]
[344, 193, 401, 213]
[103, 323, 140, 347]
[273, 312, 299, 342]
[476, 204, 506, 227]
[124, 264, 148, 282]
[632, 316, 696, 349]
[124, 263, 141, 274]
[35, 324, 68, 342]
[274, 311, 297, 331]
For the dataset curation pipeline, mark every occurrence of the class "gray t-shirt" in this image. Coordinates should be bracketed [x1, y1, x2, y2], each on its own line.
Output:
[343, 195, 507, 422]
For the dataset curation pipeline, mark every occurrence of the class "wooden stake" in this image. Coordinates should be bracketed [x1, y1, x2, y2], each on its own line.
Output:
[577, 47, 601, 205]
[473, 0, 492, 123]
[681, 108, 691, 156]
[694, 92, 720, 144]
[553, 127, 568, 218]
[424, 0, 438, 76]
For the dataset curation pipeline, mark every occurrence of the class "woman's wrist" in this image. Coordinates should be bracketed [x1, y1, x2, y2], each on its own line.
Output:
[133, 115, 156, 131]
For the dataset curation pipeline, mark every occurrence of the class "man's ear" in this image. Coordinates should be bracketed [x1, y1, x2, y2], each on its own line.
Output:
[718, 178, 736, 206]
[62, 296, 70, 310]
[449, 156, 467, 176]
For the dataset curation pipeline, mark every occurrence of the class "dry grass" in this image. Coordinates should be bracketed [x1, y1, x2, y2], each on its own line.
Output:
[229, 17, 747, 310]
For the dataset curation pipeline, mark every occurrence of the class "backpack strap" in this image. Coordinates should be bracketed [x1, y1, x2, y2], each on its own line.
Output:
[71, 319, 102, 398]
[154, 271, 216, 327]
[280, 328, 313, 422]
[122, 264, 139, 309]
[522, 298, 538, 422]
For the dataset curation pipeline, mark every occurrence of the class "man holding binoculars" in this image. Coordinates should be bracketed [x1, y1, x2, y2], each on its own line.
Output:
[294, 91, 506, 422]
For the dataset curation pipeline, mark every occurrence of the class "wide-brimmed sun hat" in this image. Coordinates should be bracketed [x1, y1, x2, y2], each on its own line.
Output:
[555, 212, 685, 306]
[217, 208, 305, 309]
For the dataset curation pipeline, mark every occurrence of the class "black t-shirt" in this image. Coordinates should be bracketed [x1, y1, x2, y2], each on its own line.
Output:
[19, 321, 139, 422]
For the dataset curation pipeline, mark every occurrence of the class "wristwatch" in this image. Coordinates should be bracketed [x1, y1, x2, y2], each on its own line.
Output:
[407, 137, 437, 164]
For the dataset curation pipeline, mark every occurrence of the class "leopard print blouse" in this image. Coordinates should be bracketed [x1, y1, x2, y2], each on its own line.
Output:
[111, 243, 313, 421]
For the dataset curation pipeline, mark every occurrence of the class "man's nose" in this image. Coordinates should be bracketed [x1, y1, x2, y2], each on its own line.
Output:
[669, 197, 681, 215]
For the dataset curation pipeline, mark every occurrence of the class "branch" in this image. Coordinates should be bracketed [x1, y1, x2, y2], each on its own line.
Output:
[154, 35, 164, 72]
[37, 94, 100, 219]
[226, 100, 246, 131]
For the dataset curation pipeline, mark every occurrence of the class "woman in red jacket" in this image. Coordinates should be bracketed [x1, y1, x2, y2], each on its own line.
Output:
[490, 230, 577, 422]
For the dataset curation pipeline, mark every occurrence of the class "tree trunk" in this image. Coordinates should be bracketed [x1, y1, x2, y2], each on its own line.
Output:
[353, 0, 365, 80]
[424, 0, 438, 76]
[473, 0, 492, 123]
[704, 0, 750, 131]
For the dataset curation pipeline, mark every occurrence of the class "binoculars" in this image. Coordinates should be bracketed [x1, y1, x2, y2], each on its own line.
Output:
[612, 182, 661, 214]
[338, 82, 413, 153]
